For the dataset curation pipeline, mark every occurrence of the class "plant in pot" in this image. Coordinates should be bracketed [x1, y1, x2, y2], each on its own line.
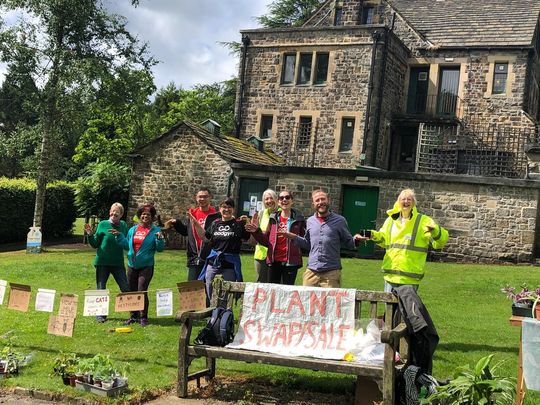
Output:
[502, 284, 540, 318]
[51, 352, 79, 385]
[421, 354, 515, 405]
[87, 354, 117, 389]
[113, 362, 130, 388]
[0, 334, 30, 375]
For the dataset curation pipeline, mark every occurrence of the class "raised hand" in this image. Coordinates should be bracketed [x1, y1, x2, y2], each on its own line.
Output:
[84, 223, 93, 236]
[108, 229, 120, 236]
[250, 211, 259, 227]
[245, 222, 258, 233]
[163, 218, 176, 230]
[156, 232, 164, 240]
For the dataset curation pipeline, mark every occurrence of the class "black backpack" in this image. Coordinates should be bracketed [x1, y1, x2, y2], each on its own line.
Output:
[194, 306, 234, 346]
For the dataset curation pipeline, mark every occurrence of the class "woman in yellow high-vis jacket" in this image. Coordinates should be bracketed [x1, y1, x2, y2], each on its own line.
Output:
[360, 189, 448, 292]
[253, 189, 278, 283]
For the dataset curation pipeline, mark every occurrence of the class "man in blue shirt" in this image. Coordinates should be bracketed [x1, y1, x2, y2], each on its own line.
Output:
[284, 189, 361, 288]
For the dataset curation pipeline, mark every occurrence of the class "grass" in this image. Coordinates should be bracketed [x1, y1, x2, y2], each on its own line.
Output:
[0, 247, 538, 403]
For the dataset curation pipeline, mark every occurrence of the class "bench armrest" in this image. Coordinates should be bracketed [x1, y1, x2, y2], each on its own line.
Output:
[175, 307, 214, 323]
[380, 322, 407, 346]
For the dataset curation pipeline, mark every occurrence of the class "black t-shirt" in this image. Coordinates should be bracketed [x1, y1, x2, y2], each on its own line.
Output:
[205, 218, 250, 254]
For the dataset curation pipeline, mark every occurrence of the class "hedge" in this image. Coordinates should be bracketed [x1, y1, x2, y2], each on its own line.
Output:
[0, 177, 77, 243]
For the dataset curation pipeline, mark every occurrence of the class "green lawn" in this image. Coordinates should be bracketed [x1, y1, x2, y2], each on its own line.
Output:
[0, 247, 538, 403]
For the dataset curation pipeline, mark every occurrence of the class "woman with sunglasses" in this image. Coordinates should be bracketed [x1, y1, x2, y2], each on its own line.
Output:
[246, 191, 306, 285]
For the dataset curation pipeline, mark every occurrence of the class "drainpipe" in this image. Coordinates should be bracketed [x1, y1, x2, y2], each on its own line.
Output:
[370, 13, 395, 166]
[227, 171, 235, 197]
[235, 34, 251, 138]
[361, 30, 381, 164]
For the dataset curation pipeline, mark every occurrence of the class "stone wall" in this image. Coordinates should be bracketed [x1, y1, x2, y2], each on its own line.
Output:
[128, 124, 232, 247]
[239, 26, 410, 169]
[232, 164, 540, 264]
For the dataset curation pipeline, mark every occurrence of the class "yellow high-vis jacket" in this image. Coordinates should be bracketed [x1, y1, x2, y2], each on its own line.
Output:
[371, 202, 448, 285]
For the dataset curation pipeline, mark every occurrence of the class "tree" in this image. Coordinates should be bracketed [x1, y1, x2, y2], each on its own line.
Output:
[73, 67, 156, 166]
[162, 79, 238, 135]
[0, 0, 155, 231]
[257, 0, 325, 28]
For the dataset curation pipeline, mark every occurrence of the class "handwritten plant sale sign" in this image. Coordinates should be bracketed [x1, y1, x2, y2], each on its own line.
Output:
[229, 283, 356, 359]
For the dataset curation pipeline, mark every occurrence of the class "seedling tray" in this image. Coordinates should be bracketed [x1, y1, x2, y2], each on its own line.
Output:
[75, 381, 127, 397]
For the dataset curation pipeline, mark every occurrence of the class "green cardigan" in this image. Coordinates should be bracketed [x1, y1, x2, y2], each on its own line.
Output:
[88, 220, 128, 267]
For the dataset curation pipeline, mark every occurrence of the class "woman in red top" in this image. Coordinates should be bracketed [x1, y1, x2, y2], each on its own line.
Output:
[246, 190, 306, 285]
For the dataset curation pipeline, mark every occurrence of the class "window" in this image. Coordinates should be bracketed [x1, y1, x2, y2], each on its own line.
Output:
[260, 115, 273, 139]
[297, 116, 312, 150]
[492, 63, 508, 95]
[281, 52, 330, 86]
[297, 53, 313, 85]
[361, 7, 375, 24]
[334, 7, 343, 26]
[281, 53, 296, 84]
[339, 118, 355, 152]
[314, 53, 329, 84]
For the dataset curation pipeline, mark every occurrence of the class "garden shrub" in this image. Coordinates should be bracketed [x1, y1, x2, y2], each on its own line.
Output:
[0, 177, 77, 243]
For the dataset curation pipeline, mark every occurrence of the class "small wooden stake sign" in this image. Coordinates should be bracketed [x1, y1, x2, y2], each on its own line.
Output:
[177, 281, 206, 313]
[7, 283, 31, 312]
[48, 315, 75, 337]
[114, 292, 145, 312]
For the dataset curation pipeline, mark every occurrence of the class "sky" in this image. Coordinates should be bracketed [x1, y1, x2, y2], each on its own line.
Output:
[0, 0, 271, 90]
[104, 0, 271, 90]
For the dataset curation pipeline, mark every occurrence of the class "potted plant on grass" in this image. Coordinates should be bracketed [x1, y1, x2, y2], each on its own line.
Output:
[51, 352, 80, 385]
[501, 284, 540, 318]
[421, 354, 515, 405]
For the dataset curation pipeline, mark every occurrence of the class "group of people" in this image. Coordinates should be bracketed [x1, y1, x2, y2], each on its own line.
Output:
[85, 186, 448, 325]
[84, 203, 164, 326]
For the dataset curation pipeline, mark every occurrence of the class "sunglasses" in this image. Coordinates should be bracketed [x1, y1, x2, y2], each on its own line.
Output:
[278, 195, 291, 201]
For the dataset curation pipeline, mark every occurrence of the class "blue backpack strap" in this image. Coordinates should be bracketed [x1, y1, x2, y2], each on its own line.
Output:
[219, 309, 234, 345]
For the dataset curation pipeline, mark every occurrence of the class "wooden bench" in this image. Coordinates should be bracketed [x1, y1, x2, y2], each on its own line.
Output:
[176, 278, 409, 404]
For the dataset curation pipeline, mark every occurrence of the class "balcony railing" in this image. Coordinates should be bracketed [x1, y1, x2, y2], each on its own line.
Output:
[404, 93, 465, 119]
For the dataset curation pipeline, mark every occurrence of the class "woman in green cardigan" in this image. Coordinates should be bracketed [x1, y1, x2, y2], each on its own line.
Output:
[84, 202, 129, 323]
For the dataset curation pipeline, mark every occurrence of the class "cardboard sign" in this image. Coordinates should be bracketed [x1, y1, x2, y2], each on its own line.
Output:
[35, 288, 56, 312]
[114, 292, 145, 312]
[177, 281, 206, 313]
[0, 280, 7, 305]
[48, 315, 75, 337]
[58, 293, 78, 318]
[156, 288, 173, 317]
[7, 283, 31, 312]
[83, 290, 109, 316]
[229, 283, 356, 360]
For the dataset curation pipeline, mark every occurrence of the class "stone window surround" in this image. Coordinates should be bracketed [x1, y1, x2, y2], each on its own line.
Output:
[292, 110, 321, 151]
[279, 50, 334, 87]
[403, 57, 468, 119]
[484, 54, 516, 98]
[332, 111, 363, 156]
[255, 109, 279, 141]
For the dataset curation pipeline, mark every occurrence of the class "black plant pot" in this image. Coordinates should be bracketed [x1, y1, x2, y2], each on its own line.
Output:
[512, 303, 534, 318]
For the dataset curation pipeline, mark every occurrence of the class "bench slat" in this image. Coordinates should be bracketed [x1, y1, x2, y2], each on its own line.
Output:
[188, 346, 385, 379]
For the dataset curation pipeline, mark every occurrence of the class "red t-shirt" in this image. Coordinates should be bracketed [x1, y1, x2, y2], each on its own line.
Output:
[274, 215, 289, 262]
[133, 225, 151, 253]
[190, 206, 217, 252]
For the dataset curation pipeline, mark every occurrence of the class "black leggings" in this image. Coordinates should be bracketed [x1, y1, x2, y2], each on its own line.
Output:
[127, 266, 154, 318]
[269, 262, 299, 285]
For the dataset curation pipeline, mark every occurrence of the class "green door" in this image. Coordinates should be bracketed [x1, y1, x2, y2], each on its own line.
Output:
[237, 177, 269, 218]
[341, 186, 379, 257]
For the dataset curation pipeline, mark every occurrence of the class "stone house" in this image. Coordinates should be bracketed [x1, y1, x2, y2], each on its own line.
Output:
[128, 0, 540, 263]
[228, 0, 540, 263]
[127, 120, 282, 246]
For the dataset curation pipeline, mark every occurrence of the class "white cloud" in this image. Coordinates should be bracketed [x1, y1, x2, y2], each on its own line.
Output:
[105, 0, 269, 89]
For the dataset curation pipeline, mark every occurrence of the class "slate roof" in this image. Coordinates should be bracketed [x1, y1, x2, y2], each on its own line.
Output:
[133, 120, 283, 166]
[388, 0, 540, 48]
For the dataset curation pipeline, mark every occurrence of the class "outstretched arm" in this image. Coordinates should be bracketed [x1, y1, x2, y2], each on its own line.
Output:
[187, 211, 208, 241]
